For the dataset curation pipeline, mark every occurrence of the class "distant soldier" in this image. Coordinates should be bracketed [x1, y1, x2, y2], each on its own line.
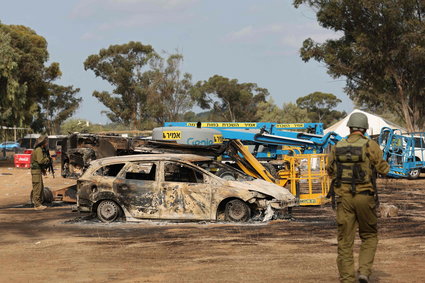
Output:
[30, 135, 51, 210]
[326, 113, 390, 283]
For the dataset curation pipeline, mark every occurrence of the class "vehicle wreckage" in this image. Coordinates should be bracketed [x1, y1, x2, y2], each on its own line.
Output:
[77, 154, 297, 223]
[60, 133, 226, 179]
[57, 129, 330, 222]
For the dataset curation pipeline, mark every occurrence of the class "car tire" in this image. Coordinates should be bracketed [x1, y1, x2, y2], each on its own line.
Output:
[224, 199, 251, 222]
[216, 168, 237, 181]
[408, 169, 420, 180]
[97, 200, 121, 223]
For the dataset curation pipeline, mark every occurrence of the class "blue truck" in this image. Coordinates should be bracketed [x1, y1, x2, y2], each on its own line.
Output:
[378, 127, 425, 179]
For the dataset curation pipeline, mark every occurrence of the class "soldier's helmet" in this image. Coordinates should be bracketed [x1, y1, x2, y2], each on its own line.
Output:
[347, 112, 369, 130]
[34, 135, 48, 148]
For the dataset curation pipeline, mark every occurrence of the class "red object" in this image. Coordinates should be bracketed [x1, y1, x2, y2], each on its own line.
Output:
[24, 149, 33, 154]
[14, 154, 31, 168]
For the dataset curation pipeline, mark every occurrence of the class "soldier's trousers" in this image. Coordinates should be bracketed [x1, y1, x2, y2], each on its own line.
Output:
[336, 193, 378, 283]
[31, 170, 43, 207]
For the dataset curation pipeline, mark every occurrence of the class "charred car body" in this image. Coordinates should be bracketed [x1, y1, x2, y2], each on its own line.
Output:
[77, 154, 296, 222]
[61, 133, 139, 178]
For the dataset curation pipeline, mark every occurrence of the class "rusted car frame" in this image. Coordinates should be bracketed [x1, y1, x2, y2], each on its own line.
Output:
[77, 154, 296, 222]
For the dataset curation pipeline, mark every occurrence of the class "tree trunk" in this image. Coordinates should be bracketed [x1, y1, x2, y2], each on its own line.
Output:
[394, 74, 414, 132]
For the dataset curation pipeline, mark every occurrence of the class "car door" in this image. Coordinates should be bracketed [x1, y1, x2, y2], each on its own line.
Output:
[113, 161, 161, 219]
[158, 161, 212, 220]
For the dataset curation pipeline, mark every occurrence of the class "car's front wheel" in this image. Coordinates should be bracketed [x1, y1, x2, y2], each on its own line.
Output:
[96, 200, 121, 223]
[224, 199, 251, 222]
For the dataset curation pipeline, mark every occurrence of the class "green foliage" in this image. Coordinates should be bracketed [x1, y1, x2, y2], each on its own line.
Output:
[182, 110, 219, 122]
[192, 75, 269, 122]
[256, 99, 312, 123]
[0, 24, 47, 127]
[0, 23, 80, 133]
[41, 84, 81, 134]
[145, 53, 194, 124]
[256, 98, 285, 122]
[296, 92, 346, 127]
[281, 102, 311, 123]
[294, 0, 425, 131]
[60, 119, 93, 134]
[84, 41, 156, 129]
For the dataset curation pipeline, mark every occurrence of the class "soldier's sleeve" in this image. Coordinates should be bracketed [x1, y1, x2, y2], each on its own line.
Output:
[34, 148, 51, 166]
[367, 139, 390, 175]
[326, 145, 337, 178]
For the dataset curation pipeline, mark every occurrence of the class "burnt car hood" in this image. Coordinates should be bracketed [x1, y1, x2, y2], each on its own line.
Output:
[226, 179, 295, 202]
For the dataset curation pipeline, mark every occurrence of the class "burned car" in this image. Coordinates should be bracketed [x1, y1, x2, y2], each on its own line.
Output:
[77, 154, 296, 223]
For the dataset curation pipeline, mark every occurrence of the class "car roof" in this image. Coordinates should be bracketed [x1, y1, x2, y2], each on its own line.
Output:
[90, 153, 213, 166]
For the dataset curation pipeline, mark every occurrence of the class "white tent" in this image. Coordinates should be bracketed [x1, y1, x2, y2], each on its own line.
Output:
[324, 109, 405, 137]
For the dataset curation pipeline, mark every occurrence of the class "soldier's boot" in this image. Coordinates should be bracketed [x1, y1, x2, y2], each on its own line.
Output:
[34, 205, 47, 211]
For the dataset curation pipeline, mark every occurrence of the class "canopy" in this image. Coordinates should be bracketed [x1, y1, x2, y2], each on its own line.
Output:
[324, 109, 405, 137]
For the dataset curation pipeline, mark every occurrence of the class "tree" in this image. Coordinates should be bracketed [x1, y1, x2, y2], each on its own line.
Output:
[60, 119, 94, 134]
[293, 0, 425, 131]
[41, 84, 81, 134]
[281, 102, 311, 123]
[192, 75, 269, 122]
[0, 24, 48, 128]
[144, 53, 194, 125]
[296, 92, 346, 127]
[33, 62, 81, 134]
[256, 98, 317, 123]
[0, 23, 80, 133]
[84, 41, 156, 129]
[256, 98, 285, 122]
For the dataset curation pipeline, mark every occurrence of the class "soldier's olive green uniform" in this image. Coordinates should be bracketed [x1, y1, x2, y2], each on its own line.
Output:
[327, 133, 389, 283]
[31, 146, 50, 207]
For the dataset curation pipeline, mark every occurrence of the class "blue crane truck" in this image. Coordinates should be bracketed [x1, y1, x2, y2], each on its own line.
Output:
[378, 127, 425, 179]
[163, 122, 339, 159]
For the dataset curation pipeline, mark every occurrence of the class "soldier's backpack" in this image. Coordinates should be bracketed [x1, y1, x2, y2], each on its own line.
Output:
[335, 137, 372, 194]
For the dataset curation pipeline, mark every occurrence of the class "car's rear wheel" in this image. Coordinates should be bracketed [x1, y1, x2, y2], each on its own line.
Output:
[225, 199, 250, 222]
[97, 200, 121, 223]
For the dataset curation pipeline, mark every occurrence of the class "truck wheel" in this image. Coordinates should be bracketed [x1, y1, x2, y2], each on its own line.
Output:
[97, 200, 121, 223]
[225, 199, 251, 222]
[408, 169, 420, 180]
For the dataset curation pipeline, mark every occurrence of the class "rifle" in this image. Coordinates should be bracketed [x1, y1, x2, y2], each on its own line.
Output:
[326, 178, 336, 210]
[371, 168, 379, 208]
[42, 147, 55, 178]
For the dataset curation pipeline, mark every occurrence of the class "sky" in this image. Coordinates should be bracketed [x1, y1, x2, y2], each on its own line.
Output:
[1, 0, 353, 124]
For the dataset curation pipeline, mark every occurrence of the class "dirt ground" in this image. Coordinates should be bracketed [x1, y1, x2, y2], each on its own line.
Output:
[1, 160, 424, 282]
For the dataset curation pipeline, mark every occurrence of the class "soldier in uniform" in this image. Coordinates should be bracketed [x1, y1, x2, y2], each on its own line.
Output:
[31, 135, 51, 210]
[326, 113, 390, 283]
